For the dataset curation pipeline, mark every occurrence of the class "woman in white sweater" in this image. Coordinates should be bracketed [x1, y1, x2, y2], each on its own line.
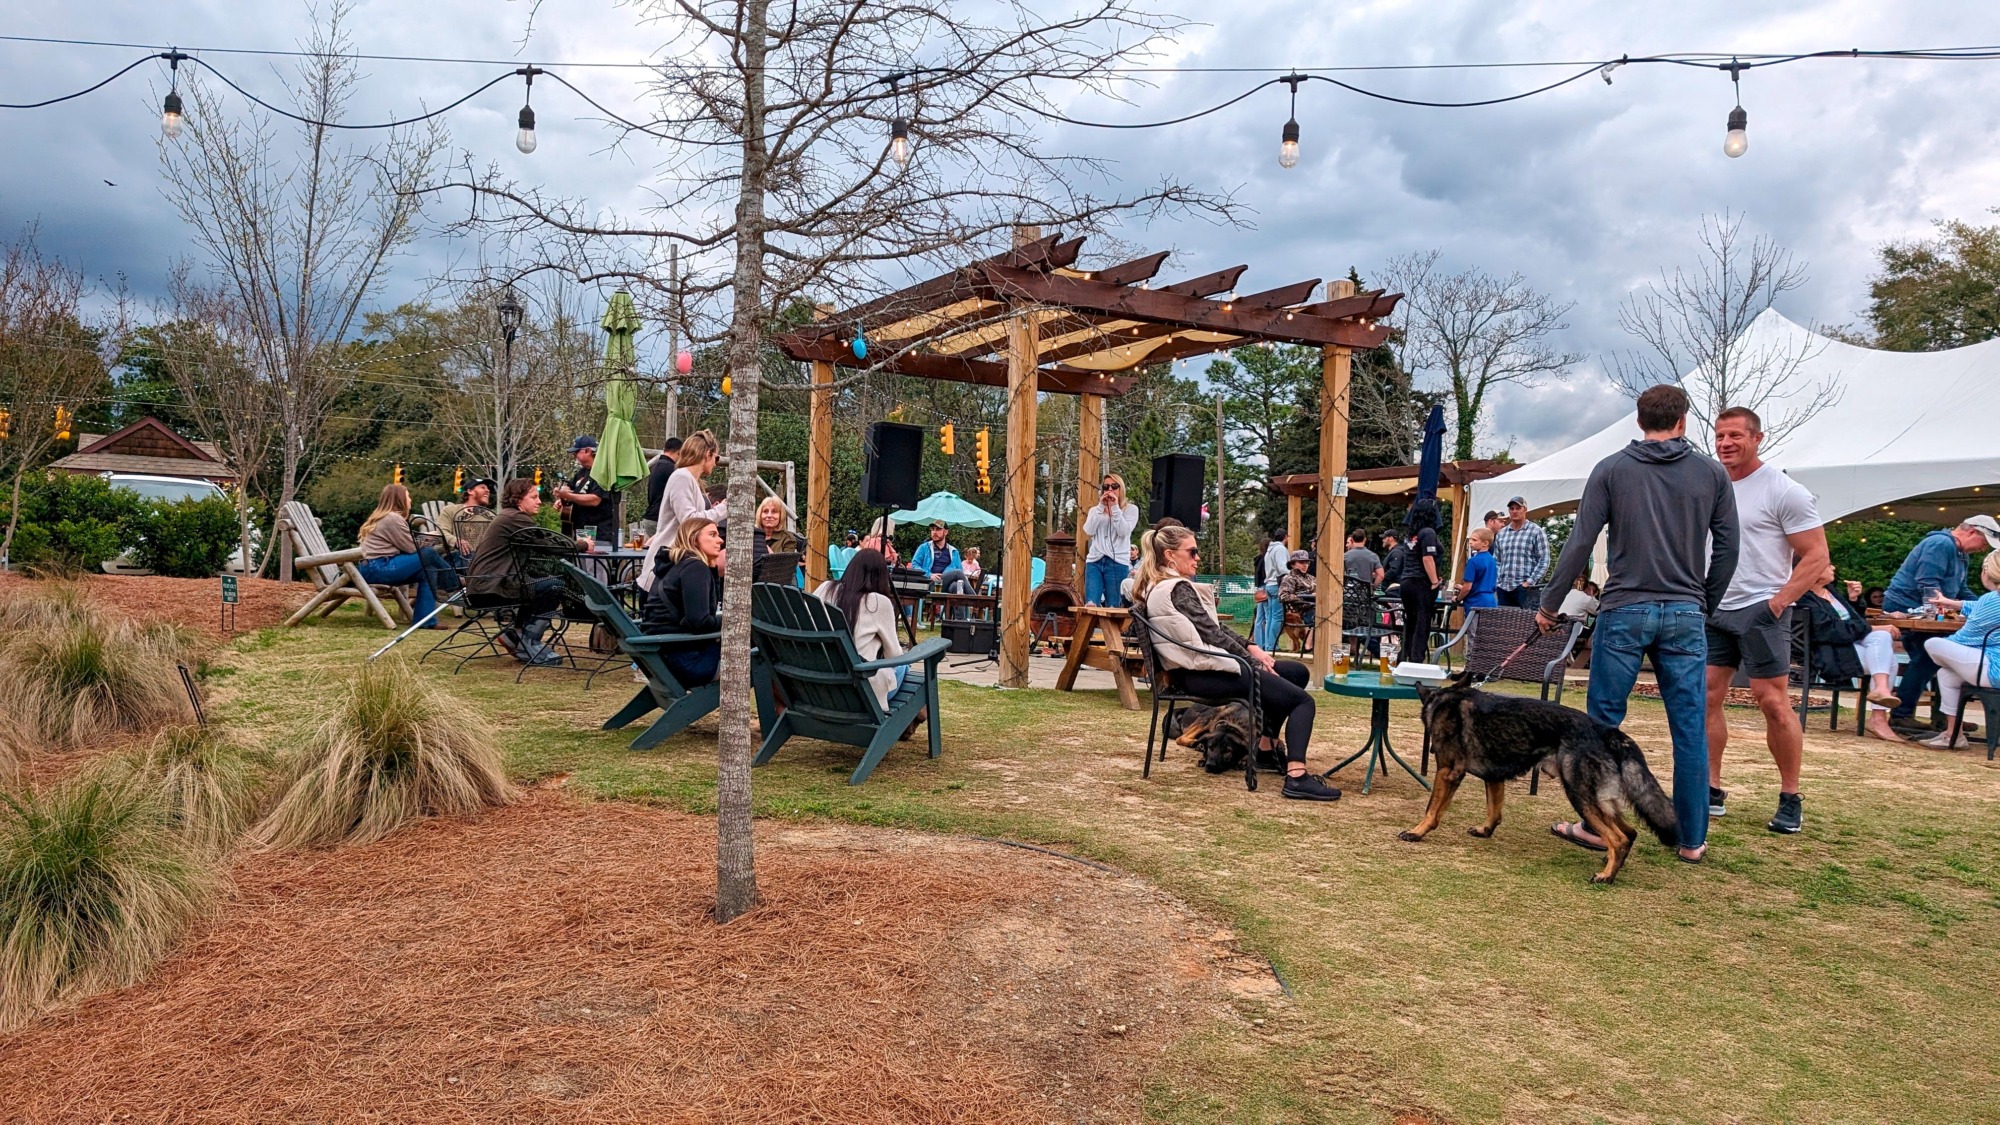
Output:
[811, 548, 906, 709]
[639, 429, 726, 592]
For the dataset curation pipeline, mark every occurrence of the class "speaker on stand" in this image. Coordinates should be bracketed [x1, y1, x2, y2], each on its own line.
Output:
[862, 421, 926, 643]
[1149, 453, 1206, 532]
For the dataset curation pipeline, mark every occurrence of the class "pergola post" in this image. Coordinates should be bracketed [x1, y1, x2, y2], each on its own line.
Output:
[999, 229, 1043, 688]
[1312, 279, 1358, 681]
[1075, 392, 1104, 559]
[1444, 479, 1469, 599]
[1286, 492, 1303, 559]
[805, 359, 834, 590]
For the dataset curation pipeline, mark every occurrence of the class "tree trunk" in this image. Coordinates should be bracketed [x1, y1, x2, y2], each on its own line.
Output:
[278, 441, 301, 582]
[1, 469, 25, 568]
[712, 0, 772, 925]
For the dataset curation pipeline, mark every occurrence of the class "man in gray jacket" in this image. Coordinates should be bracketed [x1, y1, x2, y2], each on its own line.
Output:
[1536, 384, 1738, 863]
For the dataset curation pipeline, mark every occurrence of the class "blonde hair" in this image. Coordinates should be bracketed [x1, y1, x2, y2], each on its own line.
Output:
[757, 496, 787, 527]
[1102, 471, 1125, 491]
[1468, 527, 1493, 549]
[1130, 524, 1196, 602]
[1984, 550, 2000, 591]
[671, 516, 719, 566]
[358, 483, 412, 542]
[677, 430, 719, 474]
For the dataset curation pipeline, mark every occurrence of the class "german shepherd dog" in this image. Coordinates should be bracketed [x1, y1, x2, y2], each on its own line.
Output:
[1171, 701, 1264, 787]
[1400, 671, 1679, 884]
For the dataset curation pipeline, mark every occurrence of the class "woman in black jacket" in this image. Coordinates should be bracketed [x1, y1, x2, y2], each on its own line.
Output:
[1803, 573, 1904, 742]
[642, 516, 724, 686]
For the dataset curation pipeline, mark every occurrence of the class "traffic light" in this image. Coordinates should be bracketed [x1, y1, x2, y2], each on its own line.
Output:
[975, 427, 992, 493]
[939, 422, 955, 456]
[53, 406, 71, 441]
[453, 466, 464, 494]
[391, 463, 404, 485]
[0, 408, 10, 441]
[533, 466, 543, 489]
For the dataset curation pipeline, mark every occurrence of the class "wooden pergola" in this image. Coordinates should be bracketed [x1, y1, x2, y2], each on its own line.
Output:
[776, 229, 1400, 686]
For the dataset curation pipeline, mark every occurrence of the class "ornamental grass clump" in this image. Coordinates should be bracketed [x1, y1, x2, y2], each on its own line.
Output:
[0, 616, 195, 749]
[249, 659, 514, 850]
[0, 779, 218, 1031]
[101, 724, 268, 856]
[0, 581, 101, 648]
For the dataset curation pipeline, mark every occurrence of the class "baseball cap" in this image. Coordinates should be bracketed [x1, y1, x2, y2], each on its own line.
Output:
[1288, 550, 1311, 564]
[1962, 514, 2000, 548]
[569, 435, 599, 453]
[467, 477, 497, 497]
[1507, 495, 1527, 507]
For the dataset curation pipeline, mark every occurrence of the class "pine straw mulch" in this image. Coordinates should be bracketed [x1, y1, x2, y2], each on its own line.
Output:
[0, 793, 1271, 1123]
[0, 573, 309, 639]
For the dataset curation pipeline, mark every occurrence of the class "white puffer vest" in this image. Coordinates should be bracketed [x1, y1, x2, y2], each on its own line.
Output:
[1143, 576, 1237, 673]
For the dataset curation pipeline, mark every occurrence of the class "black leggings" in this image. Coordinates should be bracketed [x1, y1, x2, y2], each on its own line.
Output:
[1400, 583, 1436, 663]
[1179, 660, 1315, 765]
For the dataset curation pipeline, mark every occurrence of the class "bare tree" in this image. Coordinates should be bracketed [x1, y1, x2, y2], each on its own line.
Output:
[151, 297, 274, 576]
[439, 279, 598, 483]
[1611, 212, 1839, 451]
[1383, 251, 1579, 460]
[158, 4, 445, 578]
[439, 0, 1229, 921]
[0, 234, 115, 565]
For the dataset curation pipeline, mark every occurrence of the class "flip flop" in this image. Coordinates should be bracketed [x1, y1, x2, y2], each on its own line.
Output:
[1549, 821, 1607, 853]
[1867, 691, 1902, 707]
[1678, 846, 1707, 865]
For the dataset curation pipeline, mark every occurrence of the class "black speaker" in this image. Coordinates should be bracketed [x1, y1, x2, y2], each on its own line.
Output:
[861, 421, 924, 511]
[1149, 453, 1205, 530]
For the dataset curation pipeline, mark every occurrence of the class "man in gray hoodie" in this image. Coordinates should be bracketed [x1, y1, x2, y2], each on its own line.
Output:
[1536, 384, 1738, 863]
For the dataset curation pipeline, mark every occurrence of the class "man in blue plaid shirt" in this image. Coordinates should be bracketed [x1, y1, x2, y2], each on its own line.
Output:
[1492, 496, 1550, 608]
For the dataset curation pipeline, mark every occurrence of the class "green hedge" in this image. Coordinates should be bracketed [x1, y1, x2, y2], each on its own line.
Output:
[1, 474, 141, 573]
[1824, 520, 1974, 595]
[128, 495, 243, 578]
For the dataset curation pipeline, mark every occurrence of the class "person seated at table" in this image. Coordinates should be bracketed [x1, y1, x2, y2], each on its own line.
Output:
[1557, 577, 1601, 620]
[859, 516, 900, 565]
[912, 521, 972, 594]
[1881, 516, 2000, 731]
[1277, 550, 1315, 618]
[641, 516, 724, 687]
[1132, 525, 1339, 803]
[1449, 527, 1498, 609]
[811, 547, 908, 710]
[1864, 586, 1885, 611]
[751, 496, 798, 562]
[1803, 572, 1904, 743]
[961, 547, 984, 589]
[437, 477, 496, 560]
[357, 483, 461, 629]
[465, 479, 571, 665]
[1912, 551, 2000, 749]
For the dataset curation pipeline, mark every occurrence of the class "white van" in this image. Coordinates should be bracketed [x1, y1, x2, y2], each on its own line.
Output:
[99, 473, 256, 575]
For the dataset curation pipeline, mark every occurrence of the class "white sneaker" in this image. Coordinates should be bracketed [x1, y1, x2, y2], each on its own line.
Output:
[1921, 730, 1965, 749]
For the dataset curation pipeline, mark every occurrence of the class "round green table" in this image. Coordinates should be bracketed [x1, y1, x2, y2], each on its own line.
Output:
[1321, 672, 1431, 795]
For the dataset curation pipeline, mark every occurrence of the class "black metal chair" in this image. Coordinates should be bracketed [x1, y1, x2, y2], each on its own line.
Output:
[754, 550, 802, 586]
[419, 524, 557, 674]
[1126, 600, 1263, 791]
[1947, 628, 2000, 760]
[1340, 577, 1394, 660]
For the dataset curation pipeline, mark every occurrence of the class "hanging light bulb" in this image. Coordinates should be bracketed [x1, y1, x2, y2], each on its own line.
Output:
[515, 66, 541, 154]
[162, 90, 184, 139]
[889, 117, 910, 168]
[1723, 105, 1748, 158]
[1279, 118, 1300, 169]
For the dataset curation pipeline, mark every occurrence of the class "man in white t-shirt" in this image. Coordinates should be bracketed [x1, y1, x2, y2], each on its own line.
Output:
[1704, 407, 1831, 835]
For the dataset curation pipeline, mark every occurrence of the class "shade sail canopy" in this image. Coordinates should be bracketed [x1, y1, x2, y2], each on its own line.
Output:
[591, 290, 648, 493]
[889, 491, 1003, 529]
[1467, 309, 2000, 525]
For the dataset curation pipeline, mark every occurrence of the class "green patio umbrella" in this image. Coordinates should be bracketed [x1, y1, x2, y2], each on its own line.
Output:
[889, 490, 1002, 529]
[590, 290, 647, 493]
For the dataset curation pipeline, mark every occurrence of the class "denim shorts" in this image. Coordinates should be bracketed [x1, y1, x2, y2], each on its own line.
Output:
[1705, 602, 1793, 680]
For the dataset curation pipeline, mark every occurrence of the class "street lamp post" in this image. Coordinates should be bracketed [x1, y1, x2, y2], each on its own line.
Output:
[497, 288, 523, 482]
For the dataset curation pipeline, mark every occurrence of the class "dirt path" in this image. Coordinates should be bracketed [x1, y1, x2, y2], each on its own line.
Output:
[0, 794, 1273, 1123]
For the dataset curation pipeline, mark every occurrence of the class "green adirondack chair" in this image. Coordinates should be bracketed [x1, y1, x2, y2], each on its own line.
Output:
[750, 582, 947, 784]
[562, 562, 723, 751]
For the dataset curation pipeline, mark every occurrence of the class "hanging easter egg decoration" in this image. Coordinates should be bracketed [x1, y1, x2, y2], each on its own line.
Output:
[851, 331, 867, 360]
[675, 350, 693, 374]
[721, 374, 733, 395]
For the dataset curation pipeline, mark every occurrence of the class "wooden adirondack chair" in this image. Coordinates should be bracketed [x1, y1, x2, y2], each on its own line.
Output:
[750, 582, 947, 785]
[279, 500, 411, 629]
[563, 562, 776, 750]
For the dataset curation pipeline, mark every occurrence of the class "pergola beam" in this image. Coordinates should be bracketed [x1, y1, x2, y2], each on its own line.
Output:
[774, 333, 1134, 396]
[976, 264, 1390, 350]
[828, 234, 1068, 331]
[1032, 279, 1323, 366]
[1089, 251, 1172, 287]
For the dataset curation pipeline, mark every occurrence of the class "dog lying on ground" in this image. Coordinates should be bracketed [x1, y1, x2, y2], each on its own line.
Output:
[1170, 701, 1265, 786]
[1399, 671, 1679, 884]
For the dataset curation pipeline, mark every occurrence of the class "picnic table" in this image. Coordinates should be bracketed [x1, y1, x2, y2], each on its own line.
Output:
[926, 591, 997, 627]
[1865, 609, 1963, 635]
[1054, 605, 1144, 710]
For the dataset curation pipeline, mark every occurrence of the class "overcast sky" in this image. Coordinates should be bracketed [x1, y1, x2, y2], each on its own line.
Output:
[4, 1, 1997, 458]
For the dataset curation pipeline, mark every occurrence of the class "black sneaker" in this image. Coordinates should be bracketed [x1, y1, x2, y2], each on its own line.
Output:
[1708, 786, 1727, 818]
[1767, 792, 1803, 834]
[1888, 714, 1932, 737]
[1282, 773, 1341, 802]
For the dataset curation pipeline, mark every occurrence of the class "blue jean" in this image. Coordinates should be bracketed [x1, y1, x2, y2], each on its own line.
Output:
[356, 547, 457, 625]
[1083, 556, 1129, 608]
[1584, 601, 1710, 851]
[1253, 583, 1283, 649]
[664, 643, 721, 687]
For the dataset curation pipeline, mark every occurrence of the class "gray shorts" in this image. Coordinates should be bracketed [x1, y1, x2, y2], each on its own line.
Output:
[1705, 603, 1793, 680]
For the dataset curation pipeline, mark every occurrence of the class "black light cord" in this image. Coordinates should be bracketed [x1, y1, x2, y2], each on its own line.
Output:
[0, 53, 158, 108]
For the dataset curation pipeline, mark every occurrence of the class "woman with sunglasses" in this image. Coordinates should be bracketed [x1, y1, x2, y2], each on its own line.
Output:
[1082, 473, 1139, 607]
[1131, 525, 1339, 802]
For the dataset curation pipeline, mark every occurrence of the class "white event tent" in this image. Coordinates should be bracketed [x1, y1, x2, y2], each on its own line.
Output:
[1468, 309, 2000, 526]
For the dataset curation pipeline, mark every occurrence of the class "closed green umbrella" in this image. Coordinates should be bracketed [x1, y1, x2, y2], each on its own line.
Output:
[889, 490, 1002, 529]
[591, 290, 647, 493]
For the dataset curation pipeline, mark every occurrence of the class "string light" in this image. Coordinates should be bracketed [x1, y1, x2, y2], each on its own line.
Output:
[1722, 58, 1748, 158]
[890, 116, 909, 167]
[1277, 73, 1304, 169]
[161, 49, 185, 138]
[515, 66, 540, 153]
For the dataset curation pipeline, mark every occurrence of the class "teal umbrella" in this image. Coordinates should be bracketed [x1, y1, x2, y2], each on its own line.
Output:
[890, 490, 1002, 529]
[591, 290, 647, 493]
